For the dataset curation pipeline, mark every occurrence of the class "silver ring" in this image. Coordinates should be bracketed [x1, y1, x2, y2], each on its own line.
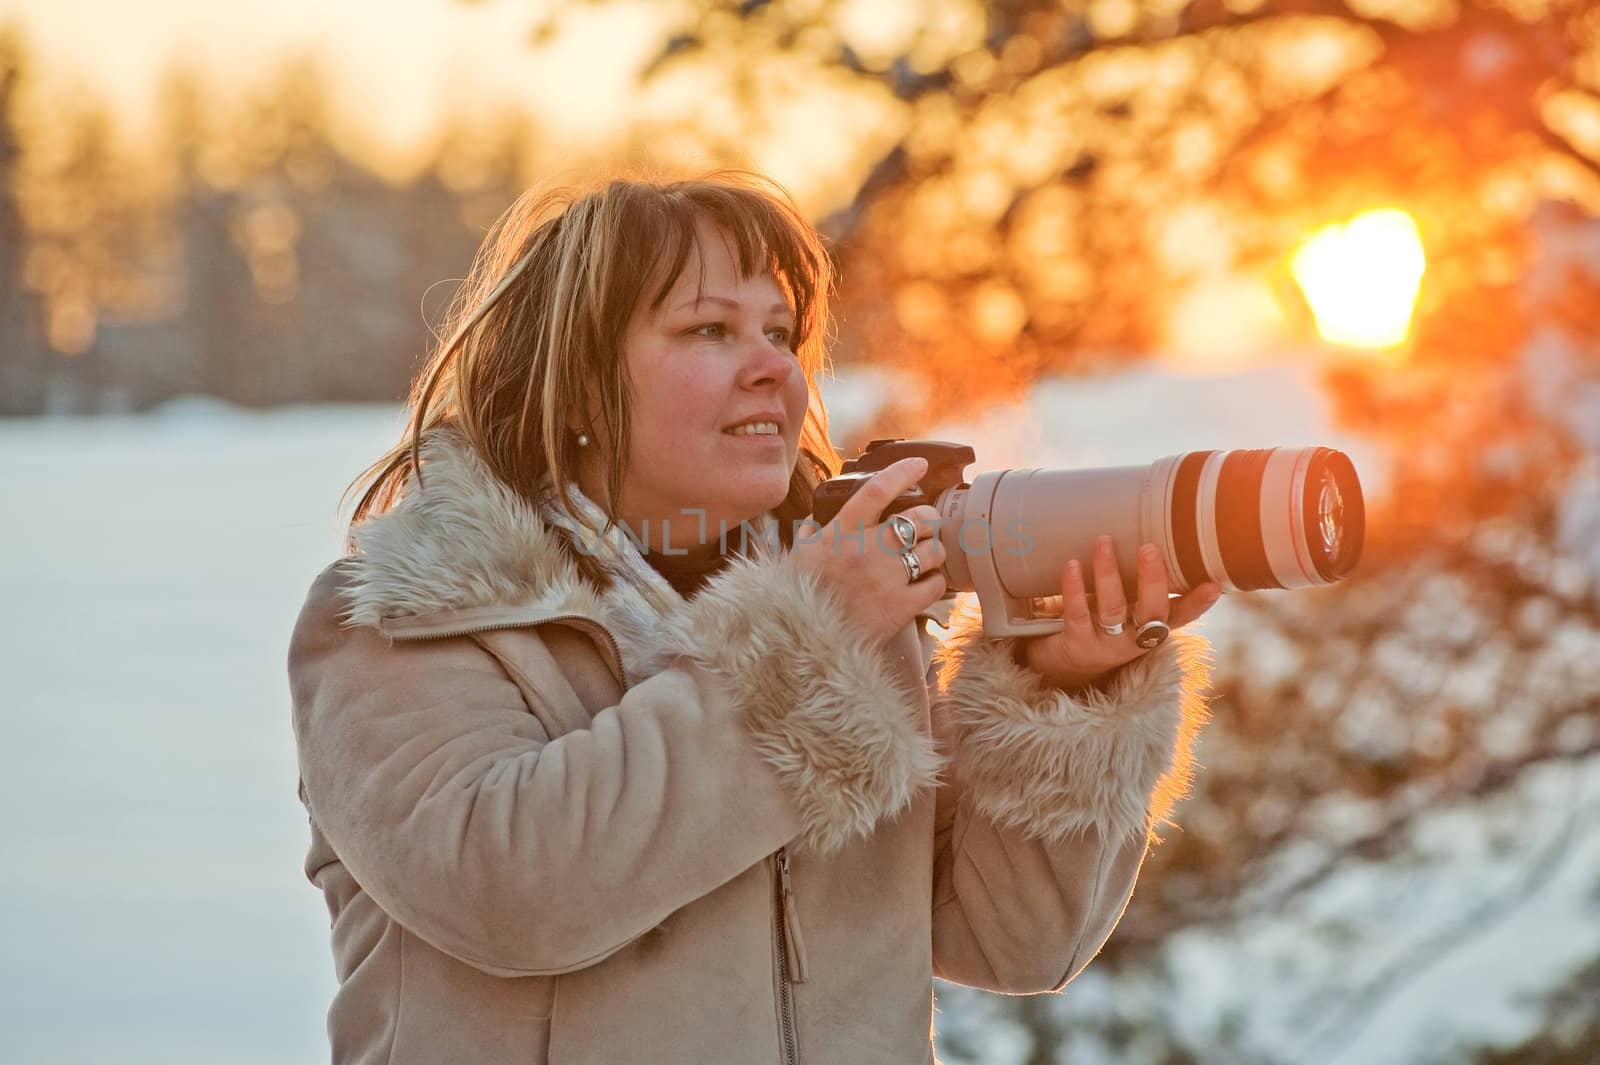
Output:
[1135, 619, 1171, 649]
[901, 549, 923, 583]
[887, 514, 918, 552]
[1097, 614, 1127, 637]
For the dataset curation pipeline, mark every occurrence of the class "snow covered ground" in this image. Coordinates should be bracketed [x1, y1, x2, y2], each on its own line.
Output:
[5, 356, 1590, 1064]
[1048, 756, 1600, 1065]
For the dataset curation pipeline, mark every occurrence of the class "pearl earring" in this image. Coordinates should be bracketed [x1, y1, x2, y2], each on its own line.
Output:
[576, 432, 590, 447]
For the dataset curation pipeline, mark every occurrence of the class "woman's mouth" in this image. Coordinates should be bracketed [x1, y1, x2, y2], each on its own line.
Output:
[723, 421, 782, 438]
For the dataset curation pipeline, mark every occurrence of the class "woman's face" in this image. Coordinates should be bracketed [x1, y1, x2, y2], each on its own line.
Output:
[581, 220, 809, 548]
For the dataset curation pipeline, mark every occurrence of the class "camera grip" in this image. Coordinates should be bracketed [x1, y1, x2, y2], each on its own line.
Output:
[810, 474, 925, 527]
[811, 439, 975, 526]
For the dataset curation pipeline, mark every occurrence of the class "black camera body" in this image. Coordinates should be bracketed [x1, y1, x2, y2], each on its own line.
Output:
[810, 438, 974, 527]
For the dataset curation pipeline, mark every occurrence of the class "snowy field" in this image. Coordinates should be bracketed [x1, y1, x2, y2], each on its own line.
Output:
[6, 357, 1591, 1064]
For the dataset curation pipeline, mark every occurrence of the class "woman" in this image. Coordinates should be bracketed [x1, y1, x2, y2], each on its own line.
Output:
[287, 170, 1220, 1065]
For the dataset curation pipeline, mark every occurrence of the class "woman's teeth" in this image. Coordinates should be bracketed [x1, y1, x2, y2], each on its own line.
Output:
[724, 422, 780, 436]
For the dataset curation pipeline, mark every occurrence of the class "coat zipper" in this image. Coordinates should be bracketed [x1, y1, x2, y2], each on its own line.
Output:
[773, 845, 806, 1065]
[776, 846, 808, 983]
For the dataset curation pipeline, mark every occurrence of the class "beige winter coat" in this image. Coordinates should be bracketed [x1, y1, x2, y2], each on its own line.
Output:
[287, 428, 1213, 1064]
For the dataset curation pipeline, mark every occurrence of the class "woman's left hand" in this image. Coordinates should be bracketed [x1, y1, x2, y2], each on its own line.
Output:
[1015, 534, 1223, 693]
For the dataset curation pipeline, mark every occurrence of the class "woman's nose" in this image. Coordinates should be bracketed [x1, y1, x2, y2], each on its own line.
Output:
[738, 333, 796, 389]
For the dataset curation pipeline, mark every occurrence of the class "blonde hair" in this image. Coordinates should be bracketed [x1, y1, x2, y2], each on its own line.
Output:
[341, 168, 845, 588]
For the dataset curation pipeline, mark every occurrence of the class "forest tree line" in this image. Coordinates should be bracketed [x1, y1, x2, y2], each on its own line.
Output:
[0, 34, 538, 415]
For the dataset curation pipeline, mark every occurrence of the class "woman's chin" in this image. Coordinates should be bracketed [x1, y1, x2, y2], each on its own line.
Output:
[701, 446, 799, 520]
[719, 480, 792, 525]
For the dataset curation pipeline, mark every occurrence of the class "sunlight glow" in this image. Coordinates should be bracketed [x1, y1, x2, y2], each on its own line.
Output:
[1291, 208, 1426, 349]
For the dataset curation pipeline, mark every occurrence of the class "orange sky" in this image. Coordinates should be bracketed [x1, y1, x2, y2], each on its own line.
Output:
[0, 1, 666, 163]
[0, 0, 907, 216]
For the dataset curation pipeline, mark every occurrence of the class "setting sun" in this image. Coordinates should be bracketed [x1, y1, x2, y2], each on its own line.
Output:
[1291, 208, 1426, 349]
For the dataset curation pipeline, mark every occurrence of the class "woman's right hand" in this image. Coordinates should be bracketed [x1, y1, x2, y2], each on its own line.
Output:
[791, 457, 948, 646]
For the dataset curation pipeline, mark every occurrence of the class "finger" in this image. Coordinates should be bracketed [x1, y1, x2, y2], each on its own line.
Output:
[899, 504, 942, 540]
[1060, 559, 1099, 644]
[1089, 534, 1129, 630]
[897, 534, 947, 581]
[910, 569, 949, 612]
[835, 458, 927, 534]
[1032, 593, 1065, 619]
[877, 504, 941, 552]
[1134, 542, 1171, 624]
[1167, 582, 1223, 629]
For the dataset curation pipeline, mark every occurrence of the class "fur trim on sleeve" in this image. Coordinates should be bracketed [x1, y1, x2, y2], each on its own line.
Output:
[655, 554, 945, 856]
[931, 602, 1214, 845]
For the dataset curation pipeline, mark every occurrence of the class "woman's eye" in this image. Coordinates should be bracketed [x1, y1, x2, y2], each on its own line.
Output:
[685, 322, 793, 346]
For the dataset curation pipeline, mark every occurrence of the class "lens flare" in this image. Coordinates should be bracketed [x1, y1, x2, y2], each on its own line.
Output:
[1291, 209, 1426, 349]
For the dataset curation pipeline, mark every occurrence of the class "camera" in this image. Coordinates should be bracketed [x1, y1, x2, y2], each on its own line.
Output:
[812, 438, 1366, 638]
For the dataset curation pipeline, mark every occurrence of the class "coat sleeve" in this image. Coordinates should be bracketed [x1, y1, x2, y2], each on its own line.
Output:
[288, 555, 941, 980]
[923, 599, 1213, 994]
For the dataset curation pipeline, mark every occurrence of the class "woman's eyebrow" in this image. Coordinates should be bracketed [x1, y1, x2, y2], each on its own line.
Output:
[674, 295, 794, 316]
